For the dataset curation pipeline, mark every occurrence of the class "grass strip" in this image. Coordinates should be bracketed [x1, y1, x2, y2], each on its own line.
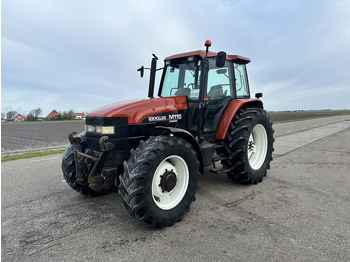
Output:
[1, 148, 65, 162]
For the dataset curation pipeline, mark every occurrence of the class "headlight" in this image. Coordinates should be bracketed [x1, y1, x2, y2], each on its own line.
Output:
[95, 126, 103, 133]
[100, 126, 114, 134]
[85, 125, 114, 134]
[86, 125, 94, 132]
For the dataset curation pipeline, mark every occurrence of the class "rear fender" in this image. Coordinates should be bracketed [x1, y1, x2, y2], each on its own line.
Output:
[155, 126, 204, 174]
[216, 99, 263, 140]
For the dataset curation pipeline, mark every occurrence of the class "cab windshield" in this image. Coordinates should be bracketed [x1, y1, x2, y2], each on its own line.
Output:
[160, 60, 201, 100]
[160, 58, 235, 100]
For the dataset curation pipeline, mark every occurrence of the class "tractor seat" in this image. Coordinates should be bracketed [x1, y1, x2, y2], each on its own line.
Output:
[208, 85, 227, 99]
[175, 88, 191, 97]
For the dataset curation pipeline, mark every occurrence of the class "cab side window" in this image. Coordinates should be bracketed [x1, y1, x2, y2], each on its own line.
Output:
[207, 60, 232, 98]
[234, 64, 250, 98]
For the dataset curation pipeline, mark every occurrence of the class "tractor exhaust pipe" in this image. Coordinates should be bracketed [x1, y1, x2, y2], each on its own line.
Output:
[148, 54, 158, 98]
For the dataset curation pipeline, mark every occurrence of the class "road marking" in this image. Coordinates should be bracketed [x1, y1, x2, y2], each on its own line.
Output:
[28, 156, 60, 163]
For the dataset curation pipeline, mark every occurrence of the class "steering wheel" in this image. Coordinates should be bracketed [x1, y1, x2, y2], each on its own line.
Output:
[208, 99, 224, 111]
[187, 83, 195, 89]
[207, 96, 231, 111]
[170, 87, 178, 95]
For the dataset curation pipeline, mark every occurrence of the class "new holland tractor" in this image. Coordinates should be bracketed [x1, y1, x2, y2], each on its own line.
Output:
[62, 40, 274, 228]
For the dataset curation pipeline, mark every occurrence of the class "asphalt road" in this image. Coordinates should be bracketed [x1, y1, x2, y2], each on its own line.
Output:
[2, 116, 350, 261]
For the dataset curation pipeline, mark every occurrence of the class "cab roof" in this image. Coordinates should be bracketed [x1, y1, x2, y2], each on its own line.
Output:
[164, 50, 251, 64]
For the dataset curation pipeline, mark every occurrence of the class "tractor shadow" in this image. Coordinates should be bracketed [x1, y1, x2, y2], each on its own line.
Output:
[199, 166, 246, 189]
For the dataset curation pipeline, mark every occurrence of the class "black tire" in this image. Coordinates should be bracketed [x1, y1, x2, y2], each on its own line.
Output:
[221, 108, 274, 184]
[119, 136, 200, 228]
[61, 134, 103, 197]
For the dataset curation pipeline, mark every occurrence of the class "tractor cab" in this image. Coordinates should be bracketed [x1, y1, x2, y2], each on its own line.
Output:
[157, 43, 251, 138]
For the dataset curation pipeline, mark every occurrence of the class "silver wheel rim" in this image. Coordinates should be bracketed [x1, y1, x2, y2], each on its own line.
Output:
[152, 155, 189, 210]
[247, 124, 268, 170]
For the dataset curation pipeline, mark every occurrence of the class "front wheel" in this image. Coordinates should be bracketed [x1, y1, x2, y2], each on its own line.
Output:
[62, 144, 103, 196]
[221, 108, 274, 184]
[61, 132, 103, 197]
[119, 136, 200, 228]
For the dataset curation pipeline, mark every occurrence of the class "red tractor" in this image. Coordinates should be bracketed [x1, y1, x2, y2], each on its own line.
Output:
[62, 40, 274, 228]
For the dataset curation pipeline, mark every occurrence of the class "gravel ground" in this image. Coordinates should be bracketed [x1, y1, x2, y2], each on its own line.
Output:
[1, 121, 85, 154]
[2, 111, 349, 155]
[268, 110, 350, 122]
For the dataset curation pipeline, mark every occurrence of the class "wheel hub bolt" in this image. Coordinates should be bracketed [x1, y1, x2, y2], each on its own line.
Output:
[159, 169, 177, 193]
[248, 141, 254, 151]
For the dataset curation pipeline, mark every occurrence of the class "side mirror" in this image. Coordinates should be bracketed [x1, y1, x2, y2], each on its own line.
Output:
[137, 66, 144, 78]
[255, 93, 263, 99]
[216, 51, 226, 68]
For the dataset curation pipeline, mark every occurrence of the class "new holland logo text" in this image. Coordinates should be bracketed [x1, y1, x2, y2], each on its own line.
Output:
[148, 114, 182, 123]
[148, 116, 167, 122]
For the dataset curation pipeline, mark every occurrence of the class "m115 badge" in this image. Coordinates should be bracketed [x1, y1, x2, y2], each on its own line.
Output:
[148, 114, 182, 123]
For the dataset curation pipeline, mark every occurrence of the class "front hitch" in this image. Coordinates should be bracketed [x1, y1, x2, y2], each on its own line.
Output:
[68, 132, 115, 192]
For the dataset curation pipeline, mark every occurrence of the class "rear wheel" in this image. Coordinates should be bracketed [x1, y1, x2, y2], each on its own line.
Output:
[119, 136, 200, 228]
[221, 108, 274, 184]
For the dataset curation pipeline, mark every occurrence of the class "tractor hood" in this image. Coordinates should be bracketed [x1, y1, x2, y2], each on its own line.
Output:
[87, 96, 188, 124]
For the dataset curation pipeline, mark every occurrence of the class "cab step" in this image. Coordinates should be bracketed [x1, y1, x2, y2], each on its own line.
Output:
[212, 143, 224, 149]
[209, 167, 231, 175]
[212, 154, 226, 163]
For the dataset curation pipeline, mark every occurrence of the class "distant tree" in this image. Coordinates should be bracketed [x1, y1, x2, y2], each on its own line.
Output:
[67, 109, 76, 120]
[26, 107, 42, 121]
[26, 112, 35, 121]
[61, 111, 67, 120]
[61, 109, 76, 120]
[1, 112, 5, 120]
[33, 107, 42, 119]
[6, 111, 17, 120]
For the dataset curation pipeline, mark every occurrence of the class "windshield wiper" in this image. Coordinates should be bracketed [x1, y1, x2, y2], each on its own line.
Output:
[183, 60, 196, 76]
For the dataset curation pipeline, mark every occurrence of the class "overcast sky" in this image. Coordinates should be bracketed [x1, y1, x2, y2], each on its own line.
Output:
[2, 0, 350, 116]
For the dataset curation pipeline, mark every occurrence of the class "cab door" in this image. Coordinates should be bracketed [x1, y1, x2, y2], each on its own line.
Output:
[203, 60, 234, 133]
